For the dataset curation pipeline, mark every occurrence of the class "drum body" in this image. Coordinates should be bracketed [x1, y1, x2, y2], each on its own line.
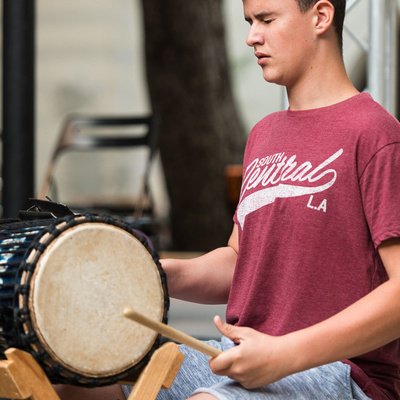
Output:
[0, 214, 168, 386]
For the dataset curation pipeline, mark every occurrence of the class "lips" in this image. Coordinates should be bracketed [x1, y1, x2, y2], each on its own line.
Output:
[255, 51, 270, 65]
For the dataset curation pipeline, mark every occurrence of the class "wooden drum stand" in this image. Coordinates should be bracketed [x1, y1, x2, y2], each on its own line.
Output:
[0, 342, 184, 400]
[0, 308, 221, 400]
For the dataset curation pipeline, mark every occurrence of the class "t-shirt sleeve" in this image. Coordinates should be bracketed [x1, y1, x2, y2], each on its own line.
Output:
[360, 142, 400, 248]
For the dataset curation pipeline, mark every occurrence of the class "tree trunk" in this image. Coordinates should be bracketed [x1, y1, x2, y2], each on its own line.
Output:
[141, 0, 246, 251]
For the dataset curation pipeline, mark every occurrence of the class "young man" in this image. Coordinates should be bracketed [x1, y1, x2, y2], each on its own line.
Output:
[56, 0, 400, 399]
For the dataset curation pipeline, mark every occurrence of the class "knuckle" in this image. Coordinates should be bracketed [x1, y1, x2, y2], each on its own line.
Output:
[231, 364, 245, 377]
[241, 381, 255, 389]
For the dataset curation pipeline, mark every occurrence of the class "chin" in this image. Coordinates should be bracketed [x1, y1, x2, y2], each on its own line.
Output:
[262, 70, 288, 87]
[260, 68, 279, 84]
[262, 75, 283, 85]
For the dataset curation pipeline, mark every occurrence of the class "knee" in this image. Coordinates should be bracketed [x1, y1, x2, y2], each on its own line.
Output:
[188, 394, 219, 400]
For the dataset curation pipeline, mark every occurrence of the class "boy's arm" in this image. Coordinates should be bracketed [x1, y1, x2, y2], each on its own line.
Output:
[209, 237, 400, 388]
[160, 223, 239, 304]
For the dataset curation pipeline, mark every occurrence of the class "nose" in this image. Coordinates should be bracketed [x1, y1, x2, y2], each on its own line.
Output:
[246, 24, 264, 47]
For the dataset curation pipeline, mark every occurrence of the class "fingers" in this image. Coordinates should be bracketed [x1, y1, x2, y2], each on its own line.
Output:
[209, 345, 235, 376]
[209, 319, 271, 387]
[210, 316, 240, 376]
[213, 315, 241, 342]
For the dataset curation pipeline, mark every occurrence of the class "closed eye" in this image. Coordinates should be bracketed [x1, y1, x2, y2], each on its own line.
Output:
[245, 11, 276, 26]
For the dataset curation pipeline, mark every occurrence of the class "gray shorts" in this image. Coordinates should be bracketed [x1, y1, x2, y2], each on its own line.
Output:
[122, 337, 372, 400]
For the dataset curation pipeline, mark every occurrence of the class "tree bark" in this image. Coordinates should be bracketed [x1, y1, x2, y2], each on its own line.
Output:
[141, 0, 246, 251]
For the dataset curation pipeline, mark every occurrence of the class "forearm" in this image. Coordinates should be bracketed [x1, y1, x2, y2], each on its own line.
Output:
[288, 239, 400, 375]
[287, 277, 400, 375]
[161, 245, 237, 304]
[209, 243, 400, 389]
[210, 276, 400, 389]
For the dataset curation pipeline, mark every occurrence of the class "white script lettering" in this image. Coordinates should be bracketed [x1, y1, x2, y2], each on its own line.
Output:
[237, 149, 343, 227]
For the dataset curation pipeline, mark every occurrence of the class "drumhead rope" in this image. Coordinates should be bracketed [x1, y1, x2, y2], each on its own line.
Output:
[0, 218, 46, 351]
[0, 213, 169, 387]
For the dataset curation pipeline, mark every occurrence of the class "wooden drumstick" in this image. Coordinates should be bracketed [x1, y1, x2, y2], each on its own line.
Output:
[123, 307, 222, 358]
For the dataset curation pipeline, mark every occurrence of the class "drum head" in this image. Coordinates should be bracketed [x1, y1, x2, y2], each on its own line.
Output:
[28, 222, 164, 378]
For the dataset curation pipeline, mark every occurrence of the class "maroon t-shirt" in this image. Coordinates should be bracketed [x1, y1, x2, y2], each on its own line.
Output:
[228, 93, 400, 399]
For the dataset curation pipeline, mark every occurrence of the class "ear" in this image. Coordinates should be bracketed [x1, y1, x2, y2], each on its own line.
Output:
[313, 1, 335, 36]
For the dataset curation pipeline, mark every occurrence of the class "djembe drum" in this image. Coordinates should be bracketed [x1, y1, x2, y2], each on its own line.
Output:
[0, 213, 168, 387]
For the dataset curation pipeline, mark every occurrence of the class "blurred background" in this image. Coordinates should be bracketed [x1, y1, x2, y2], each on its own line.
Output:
[0, 0, 399, 340]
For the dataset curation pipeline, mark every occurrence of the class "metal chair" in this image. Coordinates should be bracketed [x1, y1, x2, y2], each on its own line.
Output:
[38, 114, 161, 245]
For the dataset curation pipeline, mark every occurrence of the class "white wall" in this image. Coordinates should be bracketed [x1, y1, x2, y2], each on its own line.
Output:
[36, 0, 160, 212]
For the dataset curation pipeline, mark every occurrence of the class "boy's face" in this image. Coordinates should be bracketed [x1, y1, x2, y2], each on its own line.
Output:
[243, 0, 317, 88]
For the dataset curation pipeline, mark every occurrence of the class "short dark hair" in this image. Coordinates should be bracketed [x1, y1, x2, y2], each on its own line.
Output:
[295, 0, 346, 50]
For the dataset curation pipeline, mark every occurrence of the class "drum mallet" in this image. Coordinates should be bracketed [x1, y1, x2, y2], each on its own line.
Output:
[123, 308, 222, 358]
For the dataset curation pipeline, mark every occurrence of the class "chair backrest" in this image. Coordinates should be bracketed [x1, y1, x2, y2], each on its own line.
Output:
[38, 114, 160, 218]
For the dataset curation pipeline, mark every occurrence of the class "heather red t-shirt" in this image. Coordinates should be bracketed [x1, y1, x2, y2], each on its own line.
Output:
[228, 93, 400, 399]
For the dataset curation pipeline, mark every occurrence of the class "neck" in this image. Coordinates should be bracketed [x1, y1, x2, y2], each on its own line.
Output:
[286, 49, 359, 111]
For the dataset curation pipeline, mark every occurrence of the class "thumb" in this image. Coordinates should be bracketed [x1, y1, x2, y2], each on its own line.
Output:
[213, 315, 240, 341]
